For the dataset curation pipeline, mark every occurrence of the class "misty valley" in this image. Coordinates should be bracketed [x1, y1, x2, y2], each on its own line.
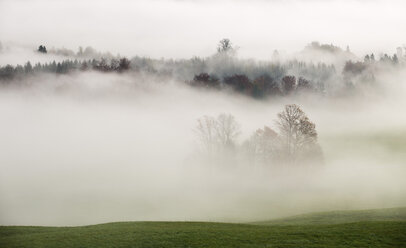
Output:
[1, 0, 406, 245]
[0, 39, 405, 226]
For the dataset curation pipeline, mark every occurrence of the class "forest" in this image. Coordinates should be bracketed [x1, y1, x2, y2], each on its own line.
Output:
[1, 39, 404, 99]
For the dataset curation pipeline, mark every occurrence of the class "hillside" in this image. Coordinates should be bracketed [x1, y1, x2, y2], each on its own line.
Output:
[1, 207, 405, 248]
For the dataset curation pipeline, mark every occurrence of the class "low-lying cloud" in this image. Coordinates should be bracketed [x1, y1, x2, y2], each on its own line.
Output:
[0, 69, 405, 226]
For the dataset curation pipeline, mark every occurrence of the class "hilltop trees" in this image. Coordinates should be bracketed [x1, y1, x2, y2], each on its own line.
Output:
[4, 40, 404, 96]
[217, 39, 234, 55]
[37, 45, 47, 53]
[2, 40, 338, 97]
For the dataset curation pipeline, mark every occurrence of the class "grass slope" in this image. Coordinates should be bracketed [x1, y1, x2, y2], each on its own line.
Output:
[253, 207, 406, 226]
[1, 208, 406, 248]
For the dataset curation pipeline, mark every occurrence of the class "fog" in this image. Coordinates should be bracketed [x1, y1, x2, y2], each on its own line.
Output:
[1, 0, 406, 59]
[0, 68, 405, 226]
[1, 0, 406, 227]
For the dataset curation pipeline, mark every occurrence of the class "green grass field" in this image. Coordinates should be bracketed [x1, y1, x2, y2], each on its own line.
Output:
[1, 207, 405, 248]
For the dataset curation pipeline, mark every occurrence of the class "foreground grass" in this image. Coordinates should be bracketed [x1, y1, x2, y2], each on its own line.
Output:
[1, 208, 406, 248]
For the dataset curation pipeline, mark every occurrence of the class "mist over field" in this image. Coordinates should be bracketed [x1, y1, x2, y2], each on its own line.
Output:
[0, 69, 405, 226]
[1, 0, 406, 227]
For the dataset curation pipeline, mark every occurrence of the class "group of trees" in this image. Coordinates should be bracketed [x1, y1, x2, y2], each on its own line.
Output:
[344, 53, 402, 77]
[344, 49, 406, 77]
[364, 53, 401, 64]
[37, 45, 47, 53]
[184, 40, 340, 97]
[190, 73, 314, 98]
[342, 51, 405, 87]
[195, 104, 323, 168]
[305, 41, 347, 54]
[2, 39, 405, 97]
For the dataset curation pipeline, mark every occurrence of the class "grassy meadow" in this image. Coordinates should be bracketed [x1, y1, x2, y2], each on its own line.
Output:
[1, 207, 405, 248]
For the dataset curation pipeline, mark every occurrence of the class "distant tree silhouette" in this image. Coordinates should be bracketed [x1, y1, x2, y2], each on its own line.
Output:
[80, 61, 88, 71]
[217, 39, 233, 53]
[364, 55, 370, 63]
[37, 45, 47, 53]
[343, 61, 366, 76]
[297, 77, 312, 91]
[224, 74, 252, 94]
[56, 63, 62, 74]
[94, 58, 110, 72]
[392, 54, 399, 64]
[24, 62, 33, 74]
[118, 58, 131, 72]
[253, 74, 281, 98]
[110, 59, 119, 71]
[281, 75, 296, 94]
[192, 73, 220, 88]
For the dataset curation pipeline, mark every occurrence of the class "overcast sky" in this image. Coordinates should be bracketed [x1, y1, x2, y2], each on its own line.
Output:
[1, 0, 405, 59]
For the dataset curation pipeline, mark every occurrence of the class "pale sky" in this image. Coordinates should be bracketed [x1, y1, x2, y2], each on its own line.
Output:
[1, 0, 405, 59]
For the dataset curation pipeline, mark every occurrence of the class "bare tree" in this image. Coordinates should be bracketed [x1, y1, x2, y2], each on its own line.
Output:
[215, 113, 241, 150]
[276, 104, 318, 164]
[195, 115, 218, 156]
[195, 113, 240, 157]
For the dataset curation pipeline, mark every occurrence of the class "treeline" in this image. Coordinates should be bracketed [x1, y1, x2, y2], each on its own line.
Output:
[0, 56, 335, 99]
[195, 104, 323, 168]
[1, 39, 405, 98]
[0, 58, 131, 81]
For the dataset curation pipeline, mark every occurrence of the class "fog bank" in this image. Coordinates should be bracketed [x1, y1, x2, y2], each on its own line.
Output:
[0, 71, 405, 226]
